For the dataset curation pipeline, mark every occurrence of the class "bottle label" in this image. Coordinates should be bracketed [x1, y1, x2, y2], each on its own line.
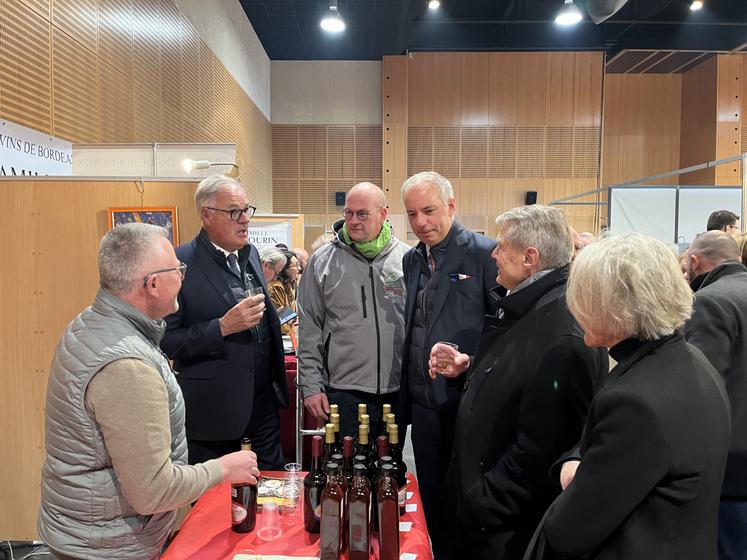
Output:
[232, 502, 247, 524]
[398, 487, 406, 508]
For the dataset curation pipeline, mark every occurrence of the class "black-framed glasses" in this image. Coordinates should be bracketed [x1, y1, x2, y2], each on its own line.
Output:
[143, 262, 187, 287]
[342, 207, 383, 221]
[205, 206, 257, 221]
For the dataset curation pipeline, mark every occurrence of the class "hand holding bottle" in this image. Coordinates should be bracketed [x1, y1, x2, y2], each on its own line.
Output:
[428, 342, 470, 379]
[217, 450, 260, 485]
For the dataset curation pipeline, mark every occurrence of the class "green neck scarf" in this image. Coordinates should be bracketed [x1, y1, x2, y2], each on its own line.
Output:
[341, 220, 392, 259]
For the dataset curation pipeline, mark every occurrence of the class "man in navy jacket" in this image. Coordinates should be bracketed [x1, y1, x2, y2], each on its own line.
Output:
[399, 171, 500, 544]
[162, 175, 289, 470]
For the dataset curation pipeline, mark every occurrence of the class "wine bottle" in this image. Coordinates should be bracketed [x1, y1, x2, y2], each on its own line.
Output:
[324, 423, 336, 464]
[371, 455, 392, 531]
[357, 403, 367, 423]
[347, 464, 371, 560]
[354, 424, 373, 466]
[320, 462, 345, 560]
[303, 435, 326, 533]
[385, 412, 396, 434]
[342, 436, 355, 488]
[231, 438, 257, 533]
[330, 413, 342, 455]
[377, 464, 400, 560]
[388, 424, 408, 512]
[381, 403, 392, 435]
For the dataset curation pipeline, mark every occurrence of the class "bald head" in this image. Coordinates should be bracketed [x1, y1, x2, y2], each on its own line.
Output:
[347, 182, 386, 208]
[690, 231, 740, 264]
[343, 182, 388, 243]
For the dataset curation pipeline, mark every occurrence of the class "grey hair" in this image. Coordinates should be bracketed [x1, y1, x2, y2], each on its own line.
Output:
[567, 233, 694, 342]
[689, 230, 740, 265]
[401, 171, 454, 205]
[259, 246, 287, 268]
[99, 223, 169, 295]
[194, 174, 242, 213]
[495, 205, 573, 269]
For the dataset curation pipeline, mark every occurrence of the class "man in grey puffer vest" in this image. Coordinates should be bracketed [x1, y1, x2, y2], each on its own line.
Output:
[38, 223, 260, 560]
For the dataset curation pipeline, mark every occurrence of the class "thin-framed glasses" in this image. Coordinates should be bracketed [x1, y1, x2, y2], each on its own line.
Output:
[143, 262, 187, 287]
[342, 207, 383, 221]
[205, 206, 257, 221]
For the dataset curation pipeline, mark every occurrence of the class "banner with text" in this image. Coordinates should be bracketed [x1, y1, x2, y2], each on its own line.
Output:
[249, 222, 292, 249]
[0, 120, 72, 176]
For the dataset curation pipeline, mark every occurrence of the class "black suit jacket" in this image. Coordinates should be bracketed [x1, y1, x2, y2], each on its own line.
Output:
[399, 221, 499, 418]
[544, 334, 730, 560]
[161, 230, 289, 441]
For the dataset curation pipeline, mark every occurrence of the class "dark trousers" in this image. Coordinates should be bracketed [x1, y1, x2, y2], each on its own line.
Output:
[411, 400, 458, 553]
[718, 499, 747, 560]
[326, 387, 399, 440]
[187, 385, 285, 470]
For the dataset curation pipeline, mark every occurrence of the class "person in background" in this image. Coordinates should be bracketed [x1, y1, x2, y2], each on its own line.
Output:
[293, 247, 309, 274]
[399, 170, 500, 543]
[707, 210, 740, 235]
[259, 246, 287, 284]
[439, 205, 606, 560]
[162, 175, 289, 470]
[310, 231, 335, 254]
[297, 182, 409, 437]
[542, 233, 729, 560]
[733, 231, 747, 267]
[268, 249, 300, 335]
[684, 231, 747, 560]
[38, 223, 259, 560]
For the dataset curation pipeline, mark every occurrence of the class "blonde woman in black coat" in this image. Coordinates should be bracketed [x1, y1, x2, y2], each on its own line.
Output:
[542, 234, 731, 560]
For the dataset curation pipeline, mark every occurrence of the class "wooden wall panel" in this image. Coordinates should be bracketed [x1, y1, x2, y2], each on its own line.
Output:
[461, 53, 489, 126]
[574, 52, 603, 126]
[99, 61, 135, 142]
[407, 53, 433, 125]
[546, 53, 574, 126]
[680, 57, 717, 183]
[0, 0, 52, 133]
[488, 53, 518, 126]
[383, 55, 406, 123]
[52, 27, 99, 142]
[133, 83, 161, 142]
[383, 55, 407, 212]
[433, 53, 462, 125]
[20, 0, 50, 18]
[52, 0, 97, 53]
[715, 54, 742, 185]
[98, 0, 133, 76]
[517, 53, 547, 126]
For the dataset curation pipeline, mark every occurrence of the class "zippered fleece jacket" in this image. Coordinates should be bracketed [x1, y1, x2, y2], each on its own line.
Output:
[297, 229, 409, 397]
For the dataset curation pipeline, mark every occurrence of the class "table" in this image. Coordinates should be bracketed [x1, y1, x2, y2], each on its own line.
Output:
[162, 472, 433, 560]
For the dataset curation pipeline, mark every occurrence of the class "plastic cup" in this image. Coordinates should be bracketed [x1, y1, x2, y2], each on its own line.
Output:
[257, 501, 283, 541]
[281, 462, 302, 514]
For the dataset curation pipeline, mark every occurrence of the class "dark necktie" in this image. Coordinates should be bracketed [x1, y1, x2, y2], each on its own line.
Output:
[227, 253, 241, 276]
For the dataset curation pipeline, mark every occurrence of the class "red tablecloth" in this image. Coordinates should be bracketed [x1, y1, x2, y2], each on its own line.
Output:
[162, 472, 433, 560]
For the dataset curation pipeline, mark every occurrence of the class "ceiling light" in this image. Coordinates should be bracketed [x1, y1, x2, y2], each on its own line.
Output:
[428, 0, 440, 9]
[181, 159, 239, 177]
[690, 0, 703, 10]
[321, 1, 345, 33]
[555, 0, 583, 25]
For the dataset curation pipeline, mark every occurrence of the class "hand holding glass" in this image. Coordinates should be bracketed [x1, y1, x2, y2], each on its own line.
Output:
[431, 342, 459, 378]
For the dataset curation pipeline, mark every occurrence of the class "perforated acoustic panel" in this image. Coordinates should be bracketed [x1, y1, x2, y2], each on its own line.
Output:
[407, 126, 601, 180]
[272, 125, 384, 214]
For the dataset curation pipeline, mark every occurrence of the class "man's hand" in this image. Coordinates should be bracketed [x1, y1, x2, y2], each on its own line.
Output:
[560, 460, 581, 490]
[304, 393, 330, 421]
[428, 343, 471, 379]
[217, 450, 260, 485]
[219, 294, 265, 336]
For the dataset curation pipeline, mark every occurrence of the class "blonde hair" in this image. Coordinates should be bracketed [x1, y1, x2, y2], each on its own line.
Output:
[731, 232, 747, 267]
[567, 233, 693, 341]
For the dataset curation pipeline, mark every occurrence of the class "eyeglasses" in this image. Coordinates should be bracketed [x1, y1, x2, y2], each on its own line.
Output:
[342, 207, 382, 221]
[143, 262, 187, 287]
[205, 206, 257, 221]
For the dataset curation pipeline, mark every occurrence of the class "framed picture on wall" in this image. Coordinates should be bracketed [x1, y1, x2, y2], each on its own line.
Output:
[107, 206, 179, 245]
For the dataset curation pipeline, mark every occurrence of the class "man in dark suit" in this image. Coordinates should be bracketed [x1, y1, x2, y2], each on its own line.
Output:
[162, 175, 289, 470]
[398, 171, 500, 542]
[684, 230, 747, 560]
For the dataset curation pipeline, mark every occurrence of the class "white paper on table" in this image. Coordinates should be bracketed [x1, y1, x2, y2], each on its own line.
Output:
[406, 491, 414, 499]
[399, 521, 413, 532]
[405, 503, 418, 512]
[400, 554, 418, 560]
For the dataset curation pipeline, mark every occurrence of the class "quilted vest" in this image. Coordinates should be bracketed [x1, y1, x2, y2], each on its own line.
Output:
[38, 289, 188, 559]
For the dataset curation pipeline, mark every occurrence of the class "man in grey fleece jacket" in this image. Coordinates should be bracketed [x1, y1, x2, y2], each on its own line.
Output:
[297, 183, 409, 437]
[39, 223, 260, 560]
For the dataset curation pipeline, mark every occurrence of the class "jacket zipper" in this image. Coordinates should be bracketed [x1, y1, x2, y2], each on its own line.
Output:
[360, 286, 368, 318]
[369, 264, 382, 395]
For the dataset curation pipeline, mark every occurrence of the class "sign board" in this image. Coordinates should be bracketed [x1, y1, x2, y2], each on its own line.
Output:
[0, 119, 72, 176]
[249, 222, 292, 249]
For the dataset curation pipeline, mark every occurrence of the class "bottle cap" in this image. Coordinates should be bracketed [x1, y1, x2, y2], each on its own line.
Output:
[353, 463, 367, 474]
[326, 462, 340, 474]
